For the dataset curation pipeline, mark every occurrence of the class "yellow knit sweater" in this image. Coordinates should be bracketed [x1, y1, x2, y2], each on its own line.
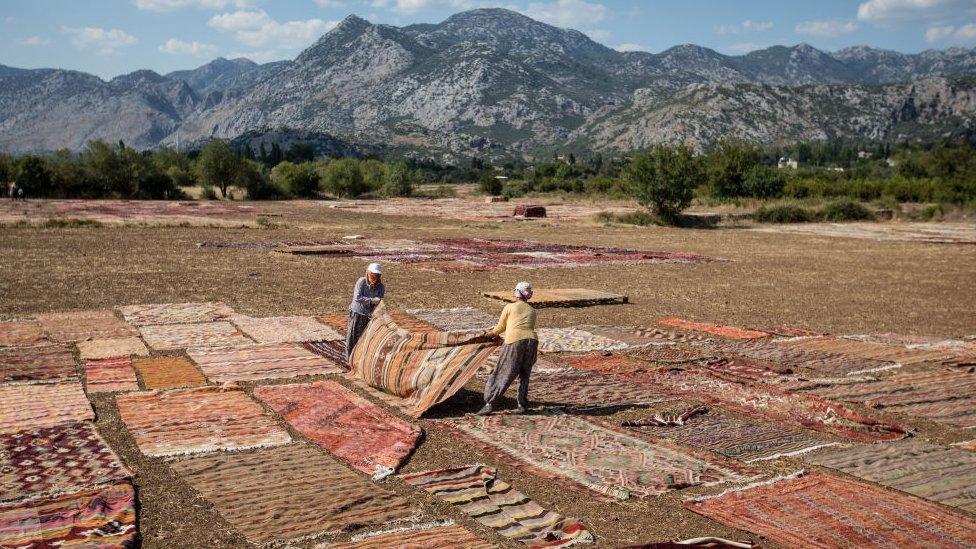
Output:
[489, 300, 537, 344]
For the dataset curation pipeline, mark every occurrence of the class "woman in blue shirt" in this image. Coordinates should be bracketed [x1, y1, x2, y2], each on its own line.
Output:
[346, 262, 385, 361]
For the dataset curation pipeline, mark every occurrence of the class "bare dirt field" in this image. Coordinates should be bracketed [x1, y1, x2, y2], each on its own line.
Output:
[2, 199, 974, 548]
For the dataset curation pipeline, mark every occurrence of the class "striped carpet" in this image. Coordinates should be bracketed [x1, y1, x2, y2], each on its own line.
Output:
[656, 318, 769, 340]
[686, 472, 976, 549]
[132, 356, 207, 389]
[138, 322, 251, 351]
[116, 386, 291, 457]
[0, 382, 93, 433]
[83, 357, 139, 393]
[233, 315, 342, 344]
[400, 465, 592, 548]
[0, 343, 77, 385]
[701, 339, 896, 377]
[0, 320, 46, 346]
[405, 307, 497, 333]
[328, 522, 491, 549]
[188, 343, 343, 382]
[171, 444, 417, 545]
[302, 340, 347, 368]
[35, 309, 136, 342]
[118, 301, 236, 326]
[776, 336, 957, 366]
[75, 337, 149, 360]
[805, 440, 976, 513]
[514, 367, 676, 410]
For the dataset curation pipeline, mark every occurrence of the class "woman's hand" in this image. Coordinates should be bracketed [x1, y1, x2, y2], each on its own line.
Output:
[370, 297, 381, 305]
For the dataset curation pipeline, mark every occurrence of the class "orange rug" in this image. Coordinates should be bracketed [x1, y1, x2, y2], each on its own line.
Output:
[132, 356, 206, 389]
[75, 337, 149, 360]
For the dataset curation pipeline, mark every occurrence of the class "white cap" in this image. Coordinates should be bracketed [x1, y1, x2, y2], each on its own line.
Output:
[367, 262, 383, 275]
[515, 281, 532, 292]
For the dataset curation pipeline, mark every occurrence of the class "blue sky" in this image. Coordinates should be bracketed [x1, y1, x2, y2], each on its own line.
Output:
[2, 0, 976, 79]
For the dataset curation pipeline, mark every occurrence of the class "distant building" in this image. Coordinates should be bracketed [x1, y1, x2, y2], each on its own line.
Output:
[857, 150, 873, 159]
[828, 167, 845, 173]
[886, 158, 898, 168]
[778, 157, 798, 169]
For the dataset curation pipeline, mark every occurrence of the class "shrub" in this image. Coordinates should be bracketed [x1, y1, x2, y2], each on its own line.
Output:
[705, 141, 760, 198]
[743, 165, 785, 199]
[319, 158, 367, 197]
[243, 160, 286, 200]
[615, 211, 660, 226]
[752, 205, 815, 223]
[819, 200, 876, 222]
[626, 143, 703, 222]
[360, 159, 388, 192]
[195, 140, 239, 198]
[479, 170, 503, 195]
[271, 161, 319, 198]
[382, 161, 413, 197]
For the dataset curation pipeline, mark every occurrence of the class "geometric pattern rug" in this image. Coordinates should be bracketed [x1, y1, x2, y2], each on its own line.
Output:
[35, 309, 137, 343]
[0, 482, 137, 548]
[536, 328, 630, 353]
[171, 444, 417, 545]
[805, 440, 976, 514]
[0, 421, 132, 503]
[138, 322, 251, 351]
[187, 343, 343, 382]
[0, 320, 46, 347]
[623, 413, 835, 463]
[118, 301, 236, 326]
[400, 465, 592, 548]
[75, 337, 150, 361]
[579, 325, 711, 346]
[511, 368, 677, 410]
[0, 343, 77, 385]
[302, 340, 348, 368]
[656, 318, 769, 340]
[132, 356, 207, 389]
[115, 386, 291, 457]
[253, 380, 422, 478]
[685, 472, 976, 548]
[0, 382, 94, 433]
[404, 307, 497, 333]
[232, 315, 342, 344]
[83, 357, 140, 393]
[434, 412, 752, 500]
[328, 522, 491, 549]
[702, 339, 897, 377]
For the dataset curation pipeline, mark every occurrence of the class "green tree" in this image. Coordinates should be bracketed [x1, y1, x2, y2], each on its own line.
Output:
[706, 141, 760, 198]
[81, 140, 134, 197]
[742, 165, 786, 199]
[319, 158, 367, 197]
[626, 144, 703, 221]
[360, 159, 387, 192]
[479, 170, 502, 195]
[17, 156, 52, 197]
[238, 159, 282, 200]
[270, 161, 320, 198]
[285, 143, 315, 163]
[382, 161, 413, 197]
[195, 140, 239, 198]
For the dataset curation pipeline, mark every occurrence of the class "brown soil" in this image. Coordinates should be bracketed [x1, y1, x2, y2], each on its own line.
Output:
[2, 200, 974, 548]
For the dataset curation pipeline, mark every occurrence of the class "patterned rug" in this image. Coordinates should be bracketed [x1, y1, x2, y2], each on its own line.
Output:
[685, 472, 976, 548]
[116, 386, 291, 457]
[0, 482, 136, 548]
[328, 522, 491, 549]
[656, 319, 769, 340]
[171, 444, 417, 545]
[188, 343, 342, 382]
[483, 288, 627, 308]
[573, 356, 909, 443]
[0, 320, 46, 346]
[537, 328, 630, 353]
[777, 336, 957, 366]
[132, 356, 207, 389]
[579, 326, 709, 347]
[138, 322, 251, 351]
[0, 382, 93, 433]
[118, 301, 236, 326]
[434, 413, 751, 500]
[253, 380, 422, 478]
[75, 337, 149, 360]
[809, 369, 976, 428]
[388, 310, 439, 332]
[83, 357, 139, 393]
[233, 315, 342, 344]
[35, 310, 137, 342]
[805, 440, 976, 513]
[405, 307, 497, 333]
[515, 368, 677, 410]
[0, 421, 132, 502]
[400, 465, 592, 548]
[317, 312, 349, 333]
[624, 413, 834, 463]
[349, 302, 498, 417]
[302, 340, 348, 368]
[0, 343, 77, 385]
[700, 339, 895, 376]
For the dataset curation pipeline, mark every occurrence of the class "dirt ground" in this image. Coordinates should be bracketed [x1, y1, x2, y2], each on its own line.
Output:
[2, 200, 975, 548]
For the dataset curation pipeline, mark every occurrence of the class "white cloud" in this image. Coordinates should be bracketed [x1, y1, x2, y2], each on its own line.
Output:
[726, 42, 769, 54]
[159, 38, 217, 56]
[924, 22, 976, 42]
[21, 35, 50, 46]
[616, 43, 647, 52]
[523, 0, 607, 27]
[857, 0, 972, 22]
[227, 49, 287, 63]
[957, 22, 976, 39]
[235, 18, 338, 48]
[314, 0, 345, 6]
[62, 26, 137, 55]
[208, 9, 269, 31]
[926, 24, 956, 41]
[717, 20, 774, 35]
[582, 28, 612, 42]
[133, 0, 252, 11]
[795, 19, 860, 36]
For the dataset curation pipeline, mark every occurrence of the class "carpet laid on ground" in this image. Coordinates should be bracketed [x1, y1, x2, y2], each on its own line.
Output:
[118, 301, 235, 326]
[75, 337, 149, 360]
[574, 355, 909, 443]
[401, 465, 592, 548]
[0, 482, 136, 548]
[233, 315, 342, 344]
[302, 340, 348, 367]
[35, 309, 137, 342]
[0, 343, 77, 385]
[0, 382, 93, 433]
[171, 444, 417, 545]
[483, 288, 627, 308]
[327, 522, 491, 549]
[517, 368, 676, 410]
[132, 356, 207, 389]
[83, 357, 139, 393]
[537, 328, 630, 353]
[138, 322, 251, 351]
[434, 413, 751, 500]
[579, 326, 709, 347]
[624, 412, 834, 462]
[388, 310, 439, 332]
[0, 320, 46, 346]
[805, 440, 976, 513]
[776, 336, 957, 366]
[0, 421, 132, 503]
[188, 342, 342, 382]
[116, 386, 291, 457]
[405, 307, 497, 333]
[348, 302, 498, 417]
[656, 319, 769, 340]
[316, 312, 349, 333]
[809, 369, 976, 428]
[702, 339, 896, 377]
[685, 472, 976, 548]
[253, 380, 422, 478]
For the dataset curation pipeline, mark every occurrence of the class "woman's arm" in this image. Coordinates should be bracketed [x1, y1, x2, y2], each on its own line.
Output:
[488, 305, 509, 336]
[353, 278, 373, 305]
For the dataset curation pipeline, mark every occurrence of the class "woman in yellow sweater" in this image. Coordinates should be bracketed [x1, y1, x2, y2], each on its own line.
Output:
[477, 281, 538, 415]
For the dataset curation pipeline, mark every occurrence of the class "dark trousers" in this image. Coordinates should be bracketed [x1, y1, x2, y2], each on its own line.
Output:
[345, 311, 371, 361]
[484, 338, 538, 408]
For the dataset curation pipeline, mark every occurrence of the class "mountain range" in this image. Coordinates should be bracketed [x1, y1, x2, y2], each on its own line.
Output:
[2, 8, 976, 159]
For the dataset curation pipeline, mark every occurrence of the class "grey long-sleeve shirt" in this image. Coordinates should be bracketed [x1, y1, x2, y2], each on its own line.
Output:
[348, 276, 385, 317]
